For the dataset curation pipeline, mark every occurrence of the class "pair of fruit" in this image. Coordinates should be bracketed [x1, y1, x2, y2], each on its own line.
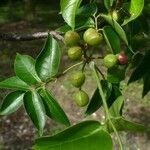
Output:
[103, 53, 128, 69]
[64, 28, 103, 60]
[64, 31, 82, 61]
[69, 71, 89, 107]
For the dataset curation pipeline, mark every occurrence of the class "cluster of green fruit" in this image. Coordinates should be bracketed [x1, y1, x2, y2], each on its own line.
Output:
[64, 28, 103, 107]
[64, 28, 103, 61]
[64, 28, 128, 107]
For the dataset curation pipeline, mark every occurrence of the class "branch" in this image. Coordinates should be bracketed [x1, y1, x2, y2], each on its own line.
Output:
[0, 31, 64, 41]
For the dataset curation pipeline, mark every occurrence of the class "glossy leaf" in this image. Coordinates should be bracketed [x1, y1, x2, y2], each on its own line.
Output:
[101, 14, 128, 45]
[36, 34, 61, 81]
[0, 91, 24, 116]
[86, 80, 112, 115]
[39, 89, 70, 126]
[104, 0, 114, 10]
[122, 0, 144, 26]
[105, 117, 146, 133]
[0, 76, 30, 90]
[109, 96, 124, 117]
[24, 91, 46, 135]
[60, 0, 82, 29]
[103, 26, 120, 54]
[14, 54, 41, 85]
[34, 120, 113, 150]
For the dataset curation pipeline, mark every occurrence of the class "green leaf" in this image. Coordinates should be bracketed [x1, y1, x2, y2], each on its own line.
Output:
[57, 17, 95, 33]
[104, 0, 114, 10]
[107, 65, 126, 84]
[14, 54, 41, 85]
[24, 91, 46, 135]
[129, 52, 150, 83]
[143, 70, 150, 97]
[0, 76, 30, 90]
[105, 117, 146, 133]
[107, 85, 122, 108]
[39, 89, 70, 126]
[60, 0, 82, 29]
[101, 14, 128, 45]
[77, 3, 97, 17]
[0, 91, 24, 116]
[34, 120, 113, 150]
[86, 80, 112, 115]
[109, 96, 124, 117]
[58, 3, 96, 33]
[122, 0, 144, 26]
[103, 26, 120, 54]
[36, 34, 61, 81]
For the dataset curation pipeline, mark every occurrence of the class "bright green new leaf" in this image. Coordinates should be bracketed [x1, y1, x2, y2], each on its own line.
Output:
[103, 26, 120, 54]
[60, 0, 82, 29]
[24, 91, 46, 135]
[122, 0, 144, 26]
[39, 89, 70, 126]
[36, 34, 61, 81]
[101, 14, 128, 45]
[34, 120, 113, 150]
[105, 117, 146, 133]
[0, 76, 30, 90]
[14, 54, 41, 85]
[0, 91, 24, 115]
[109, 96, 124, 117]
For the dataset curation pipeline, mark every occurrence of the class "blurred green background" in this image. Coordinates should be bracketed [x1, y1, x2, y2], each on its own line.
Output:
[0, 0, 150, 150]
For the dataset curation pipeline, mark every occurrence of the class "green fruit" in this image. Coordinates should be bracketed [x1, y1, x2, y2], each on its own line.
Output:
[103, 54, 118, 68]
[64, 30, 80, 46]
[70, 71, 85, 88]
[83, 28, 103, 46]
[74, 90, 89, 107]
[68, 46, 82, 61]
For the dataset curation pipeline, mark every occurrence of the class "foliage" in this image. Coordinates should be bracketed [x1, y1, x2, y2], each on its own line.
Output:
[0, 0, 149, 150]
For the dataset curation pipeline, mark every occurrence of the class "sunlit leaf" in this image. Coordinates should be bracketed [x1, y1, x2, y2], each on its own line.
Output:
[122, 0, 144, 26]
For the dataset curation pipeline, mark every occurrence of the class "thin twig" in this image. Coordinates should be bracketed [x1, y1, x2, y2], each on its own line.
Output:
[0, 31, 64, 41]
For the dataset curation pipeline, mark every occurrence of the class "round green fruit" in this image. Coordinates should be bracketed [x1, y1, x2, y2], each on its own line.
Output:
[68, 46, 82, 61]
[70, 71, 85, 88]
[74, 90, 89, 107]
[103, 54, 118, 68]
[64, 30, 80, 46]
[83, 28, 103, 46]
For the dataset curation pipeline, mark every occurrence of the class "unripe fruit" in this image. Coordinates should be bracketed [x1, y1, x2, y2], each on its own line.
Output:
[68, 46, 82, 60]
[83, 28, 103, 46]
[118, 53, 128, 65]
[73, 90, 89, 107]
[70, 71, 85, 88]
[64, 30, 80, 46]
[104, 54, 118, 68]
